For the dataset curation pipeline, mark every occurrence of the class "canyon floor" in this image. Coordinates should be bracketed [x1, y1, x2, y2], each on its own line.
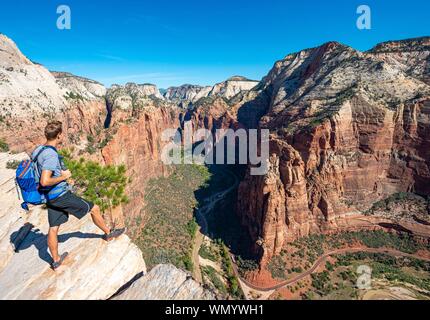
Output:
[133, 158, 430, 300]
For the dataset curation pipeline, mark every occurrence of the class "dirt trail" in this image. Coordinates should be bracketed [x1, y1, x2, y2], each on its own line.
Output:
[231, 248, 430, 292]
[191, 167, 430, 297]
[191, 169, 239, 282]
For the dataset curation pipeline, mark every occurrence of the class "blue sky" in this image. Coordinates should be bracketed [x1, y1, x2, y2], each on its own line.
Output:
[0, 0, 428, 88]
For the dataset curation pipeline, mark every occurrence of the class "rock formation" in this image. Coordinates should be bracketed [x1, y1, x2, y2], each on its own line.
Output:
[164, 84, 212, 106]
[164, 76, 259, 107]
[0, 34, 107, 152]
[101, 104, 179, 220]
[107, 82, 165, 112]
[52, 71, 107, 100]
[209, 76, 259, 99]
[369, 37, 430, 84]
[236, 38, 430, 264]
[113, 264, 215, 300]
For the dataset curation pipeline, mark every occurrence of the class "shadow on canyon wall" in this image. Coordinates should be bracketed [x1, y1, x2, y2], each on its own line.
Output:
[193, 163, 256, 261]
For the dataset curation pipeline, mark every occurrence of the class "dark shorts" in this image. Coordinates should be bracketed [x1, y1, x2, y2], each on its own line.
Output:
[47, 191, 94, 227]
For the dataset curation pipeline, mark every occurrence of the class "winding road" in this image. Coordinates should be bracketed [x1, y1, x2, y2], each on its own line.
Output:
[230, 247, 430, 292]
[191, 167, 430, 297]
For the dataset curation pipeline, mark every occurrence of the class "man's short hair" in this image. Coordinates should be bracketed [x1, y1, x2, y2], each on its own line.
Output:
[44, 121, 63, 141]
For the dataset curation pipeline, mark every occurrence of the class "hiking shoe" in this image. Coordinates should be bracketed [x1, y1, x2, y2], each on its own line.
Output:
[51, 252, 68, 270]
[103, 228, 126, 241]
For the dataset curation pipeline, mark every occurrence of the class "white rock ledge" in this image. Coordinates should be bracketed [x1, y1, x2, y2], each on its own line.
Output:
[113, 264, 216, 300]
[0, 152, 146, 300]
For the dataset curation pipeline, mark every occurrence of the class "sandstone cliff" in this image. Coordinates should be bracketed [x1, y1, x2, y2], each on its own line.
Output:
[52, 71, 107, 99]
[369, 37, 430, 84]
[209, 76, 259, 99]
[101, 106, 179, 220]
[164, 76, 259, 107]
[102, 83, 180, 221]
[107, 82, 165, 112]
[0, 34, 107, 152]
[236, 38, 430, 264]
[113, 264, 215, 300]
[164, 84, 212, 106]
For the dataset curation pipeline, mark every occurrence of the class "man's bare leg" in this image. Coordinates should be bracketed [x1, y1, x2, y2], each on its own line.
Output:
[47, 226, 60, 263]
[90, 204, 110, 235]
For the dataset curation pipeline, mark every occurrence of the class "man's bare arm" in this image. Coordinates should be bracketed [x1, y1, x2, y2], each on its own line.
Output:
[40, 170, 71, 187]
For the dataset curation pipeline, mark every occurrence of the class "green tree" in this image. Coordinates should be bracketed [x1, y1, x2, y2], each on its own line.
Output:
[0, 138, 9, 152]
[61, 150, 129, 214]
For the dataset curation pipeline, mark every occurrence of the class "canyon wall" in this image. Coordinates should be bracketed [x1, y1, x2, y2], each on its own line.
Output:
[0, 34, 107, 152]
[101, 104, 179, 220]
[236, 38, 430, 264]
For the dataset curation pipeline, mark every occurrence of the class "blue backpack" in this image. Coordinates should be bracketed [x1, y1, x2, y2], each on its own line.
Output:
[15, 146, 66, 211]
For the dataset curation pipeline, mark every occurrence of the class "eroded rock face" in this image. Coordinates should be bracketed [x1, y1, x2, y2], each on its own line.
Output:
[164, 76, 259, 107]
[369, 37, 430, 84]
[236, 38, 430, 264]
[0, 153, 146, 300]
[101, 105, 179, 220]
[113, 264, 215, 300]
[208, 76, 259, 99]
[52, 71, 107, 99]
[107, 83, 165, 111]
[0, 34, 107, 153]
[183, 96, 243, 133]
[164, 84, 212, 105]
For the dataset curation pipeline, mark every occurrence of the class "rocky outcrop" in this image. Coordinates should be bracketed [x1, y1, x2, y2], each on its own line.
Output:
[164, 84, 212, 106]
[101, 104, 179, 220]
[369, 37, 430, 84]
[107, 83, 165, 112]
[52, 71, 107, 99]
[0, 34, 107, 153]
[0, 152, 146, 300]
[0, 34, 67, 117]
[164, 76, 259, 107]
[209, 76, 258, 99]
[113, 264, 215, 300]
[102, 82, 180, 221]
[183, 96, 242, 133]
[236, 38, 430, 264]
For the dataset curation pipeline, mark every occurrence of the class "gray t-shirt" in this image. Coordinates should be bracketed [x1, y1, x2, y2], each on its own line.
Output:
[31, 146, 68, 190]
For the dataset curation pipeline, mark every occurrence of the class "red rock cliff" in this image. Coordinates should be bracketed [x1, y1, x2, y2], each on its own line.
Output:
[236, 38, 430, 264]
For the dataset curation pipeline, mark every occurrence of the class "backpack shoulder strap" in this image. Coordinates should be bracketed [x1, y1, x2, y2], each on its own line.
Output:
[32, 147, 47, 163]
[32, 146, 58, 163]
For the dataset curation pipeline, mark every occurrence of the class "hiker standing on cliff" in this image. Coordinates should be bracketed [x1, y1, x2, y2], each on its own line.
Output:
[32, 121, 125, 270]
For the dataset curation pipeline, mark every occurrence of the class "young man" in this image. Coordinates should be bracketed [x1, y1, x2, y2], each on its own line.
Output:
[33, 121, 124, 270]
